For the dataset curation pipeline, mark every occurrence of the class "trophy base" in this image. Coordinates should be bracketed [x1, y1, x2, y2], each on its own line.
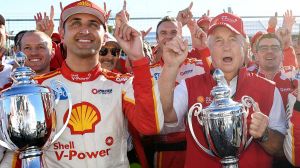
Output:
[220, 156, 239, 168]
[19, 147, 46, 168]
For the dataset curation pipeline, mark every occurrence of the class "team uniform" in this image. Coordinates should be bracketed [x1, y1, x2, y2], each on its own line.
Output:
[284, 91, 300, 167]
[0, 63, 12, 91]
[1, 58, 164, 168]
[171, 68, 287, 168]
[133, 57, 205, 168]
[248, 68, 297, 110]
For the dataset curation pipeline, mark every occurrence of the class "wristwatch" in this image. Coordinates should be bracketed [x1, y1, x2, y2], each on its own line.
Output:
[258, 128, 269, 143]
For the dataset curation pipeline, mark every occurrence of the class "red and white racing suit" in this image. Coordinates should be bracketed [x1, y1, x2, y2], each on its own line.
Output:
[284, 92, 300, 167]
[1, 58, 164, 168]
[248, 68, 297, 111]
[0, 63, 12, 91]
[172, 68, 287, 168]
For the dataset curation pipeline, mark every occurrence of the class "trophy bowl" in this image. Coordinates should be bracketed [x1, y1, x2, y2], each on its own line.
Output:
[0, 52, 72, 168]
[188, 69, 254, 168]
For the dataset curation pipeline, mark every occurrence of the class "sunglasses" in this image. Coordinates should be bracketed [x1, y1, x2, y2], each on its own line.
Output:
[100, 47, 121, 57]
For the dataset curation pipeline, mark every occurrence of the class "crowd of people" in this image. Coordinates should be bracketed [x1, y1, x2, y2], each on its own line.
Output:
[0, 0, 300, 168]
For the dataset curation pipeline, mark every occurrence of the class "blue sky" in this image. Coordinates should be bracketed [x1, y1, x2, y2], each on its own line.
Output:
[1, 0, 300, 35]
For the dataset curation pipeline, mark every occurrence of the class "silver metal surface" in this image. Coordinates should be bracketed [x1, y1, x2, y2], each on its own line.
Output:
[295, 69, 300, 80]
[188, 69, 255, 168]
[0, 52, 72, 168]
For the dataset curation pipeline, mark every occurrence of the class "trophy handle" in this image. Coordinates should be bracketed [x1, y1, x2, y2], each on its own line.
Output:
[241, 96, 256, 149]
[187, 103, 214, 156]
[50, 80, 73, 144]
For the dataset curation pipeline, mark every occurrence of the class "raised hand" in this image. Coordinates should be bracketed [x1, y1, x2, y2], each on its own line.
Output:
[249, 102, 269, 139]
[187, 19, 207, 50]
[176, 2, 193, 26]
[283, 10, 296, 33]
[162, 22, 188, 68]
[268, 12, 278, 29]
[60, 2, 63, 11]
[34, 5, 54, 37]
[103, 2, 111, 22]
[122, 0, 130, 21]
[276, 27, 292, 49]
[114, 10, 144, 61]
[141, 27, 152, 40]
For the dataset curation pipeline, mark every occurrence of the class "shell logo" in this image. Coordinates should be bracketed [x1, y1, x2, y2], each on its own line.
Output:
[197, 96, 205, 103]
[63, 102, 101, 135]
[77, 1, 92, 7]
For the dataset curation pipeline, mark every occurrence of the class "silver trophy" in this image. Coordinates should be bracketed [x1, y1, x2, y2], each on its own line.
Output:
[187, 69, 256, 168]
[0, 52, 72, 168]
[295, 68, 300, 80]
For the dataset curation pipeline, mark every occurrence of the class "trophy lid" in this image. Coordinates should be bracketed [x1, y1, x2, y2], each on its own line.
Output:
[11, 52, 36, 85]
[0, 52, 52, 97]
[205, 69, 243, 116]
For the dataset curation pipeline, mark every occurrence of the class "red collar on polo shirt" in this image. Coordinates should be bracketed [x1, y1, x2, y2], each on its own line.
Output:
[61, 61, 102, 83]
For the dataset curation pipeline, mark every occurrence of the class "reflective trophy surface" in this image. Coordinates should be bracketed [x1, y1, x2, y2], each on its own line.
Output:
[187, 69, 255, 168]
[0, 52, 72, 168]
[295, 68, 300, 80]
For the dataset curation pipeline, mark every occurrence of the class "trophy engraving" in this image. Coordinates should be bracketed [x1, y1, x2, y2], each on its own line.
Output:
[188, 69, 255, 168]
[0, 52, 72, 168]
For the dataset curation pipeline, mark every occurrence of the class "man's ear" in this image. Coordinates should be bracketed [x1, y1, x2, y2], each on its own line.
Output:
[59, 26, 64, 40]
[102, 33, 108, 46]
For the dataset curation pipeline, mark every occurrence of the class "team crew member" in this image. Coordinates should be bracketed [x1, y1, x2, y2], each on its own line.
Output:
[159, 12, 287, 168]
[0, 1, 163, 168]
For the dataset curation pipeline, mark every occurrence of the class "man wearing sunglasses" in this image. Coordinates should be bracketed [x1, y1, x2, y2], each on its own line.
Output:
[99, 33, 121, 72]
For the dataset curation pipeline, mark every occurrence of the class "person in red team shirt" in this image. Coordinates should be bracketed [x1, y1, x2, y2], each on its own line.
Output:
[159, 12, 287, 168]
[284, 78, 300, 167]
[251, 33, 297, 110]
[0, 1, 164, 168]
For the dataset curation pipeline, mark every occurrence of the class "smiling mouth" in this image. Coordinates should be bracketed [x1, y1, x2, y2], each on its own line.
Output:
[77, 39, 92, 43]
[101, 61, 113, 65]
[28, 58, 41, 62]
[266, 57, 273, 60]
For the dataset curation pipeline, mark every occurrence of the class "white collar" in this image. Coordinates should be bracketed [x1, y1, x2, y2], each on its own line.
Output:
[227, 76, 237, 97]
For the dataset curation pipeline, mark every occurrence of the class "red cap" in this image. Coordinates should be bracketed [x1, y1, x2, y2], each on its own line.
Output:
[51, 33, 61, 39]
[250, 31, 264, 47]
[197, 16, 211, 27]
[60, 0, 106, 26]
[207, 13, 246, 38]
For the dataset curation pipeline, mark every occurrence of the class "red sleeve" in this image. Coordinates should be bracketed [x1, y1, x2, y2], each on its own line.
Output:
[50, 42, 65, 70]
[0, 82, 12, 92]
[290, 101, 300, 166]
[283, 47, 298, 67]
[188, 47, 211, 73]
[122, 57, 162, 135]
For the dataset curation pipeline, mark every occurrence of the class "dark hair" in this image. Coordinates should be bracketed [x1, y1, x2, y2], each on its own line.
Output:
[156, 16, 177, 38]
[255, 33, 282, 51]
[14, 30, 28, 48]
